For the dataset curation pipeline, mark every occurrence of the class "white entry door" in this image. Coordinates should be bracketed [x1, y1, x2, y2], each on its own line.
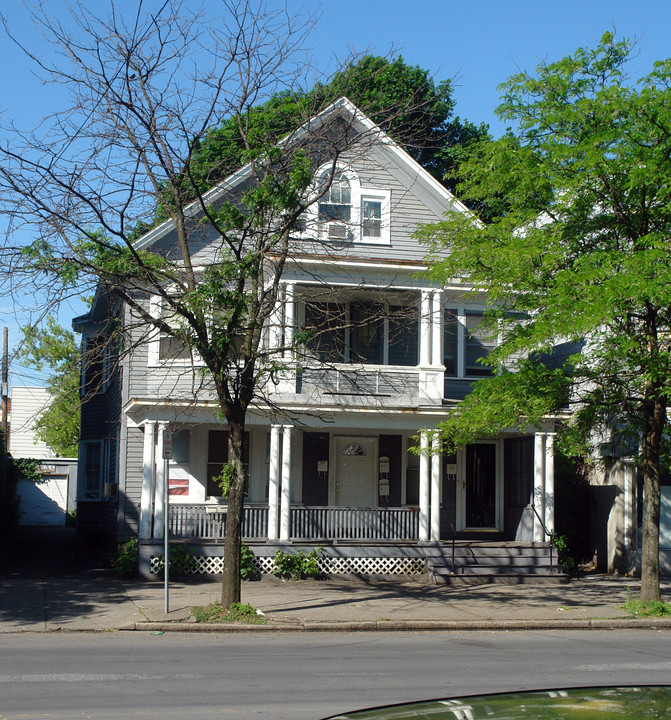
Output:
[334, 436, 376, 506]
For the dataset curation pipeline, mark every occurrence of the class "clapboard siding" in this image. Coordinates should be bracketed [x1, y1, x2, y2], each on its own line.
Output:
[120, 425, 144, 539]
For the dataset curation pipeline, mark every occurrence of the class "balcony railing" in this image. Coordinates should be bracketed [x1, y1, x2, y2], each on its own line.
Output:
[297, 366, 419, 399]
[168, 504, 419, 541]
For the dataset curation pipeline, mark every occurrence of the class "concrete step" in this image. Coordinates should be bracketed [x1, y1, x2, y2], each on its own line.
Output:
[432, 573, 569, 586]
[424, 543, 566, 583]
[423, 545, 555, 558]
[430, 564, 563, 576]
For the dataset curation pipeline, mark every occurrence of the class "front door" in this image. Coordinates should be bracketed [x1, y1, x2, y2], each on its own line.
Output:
[462, 442, 501, 530]
[334, 436, 375, 506]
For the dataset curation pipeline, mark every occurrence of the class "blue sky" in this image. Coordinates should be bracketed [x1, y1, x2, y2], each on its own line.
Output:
[2, 0, 670, 386]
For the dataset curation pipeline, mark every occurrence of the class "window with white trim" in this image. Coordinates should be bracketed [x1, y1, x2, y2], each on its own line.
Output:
[319, 172, 351, 239]
[444, 308, 495, 378]
[307, 165, 391, 244]
[148, 296, 195, 366]
[304, 298, 418, 366]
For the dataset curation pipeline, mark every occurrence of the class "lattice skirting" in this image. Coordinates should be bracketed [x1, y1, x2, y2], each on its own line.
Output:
[149, 554, 424, 576]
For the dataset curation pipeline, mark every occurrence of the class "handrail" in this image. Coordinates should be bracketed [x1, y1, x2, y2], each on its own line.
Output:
[531, 504, 555, 573]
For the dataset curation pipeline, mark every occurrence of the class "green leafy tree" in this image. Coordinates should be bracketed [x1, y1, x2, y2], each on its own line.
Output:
[182, 55, 488, 208]
[16, 316, 80, 457]
[418, 32, 671, 602]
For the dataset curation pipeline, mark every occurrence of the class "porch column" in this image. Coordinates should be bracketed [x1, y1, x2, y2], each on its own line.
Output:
[267, 424, 282, 541]
[280, 425, 293, 541]
[283, 283, 296, 361]
[430, 432, 441, 542]
[419, 290, 431, 366]
[431, 291, 443, 367]
[139, 421, 156, 539]
[419, 430, 430, 542]
[544, 433, 555, 534]
[623, 460, 636, 569]
[533, 432, 546, 542]
[267, 297, 283, 351]
[153, 422, 168, 540]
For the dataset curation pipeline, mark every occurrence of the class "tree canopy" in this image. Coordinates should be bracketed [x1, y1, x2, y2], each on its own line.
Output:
[16, 317, 80, 458]
[418, 32, 671, 601]
[177, 55, 488, 213]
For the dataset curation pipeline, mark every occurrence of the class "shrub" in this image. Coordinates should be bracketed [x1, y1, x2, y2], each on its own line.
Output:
[153, 544, 197, 578]
[551, 532, 575, 572]
[111, 538, 139, 578]
[240, 541, 259, 580]
[273, 547, 322, 579]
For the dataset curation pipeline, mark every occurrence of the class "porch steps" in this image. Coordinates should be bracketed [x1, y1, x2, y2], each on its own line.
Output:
[423, 543, 568, 585]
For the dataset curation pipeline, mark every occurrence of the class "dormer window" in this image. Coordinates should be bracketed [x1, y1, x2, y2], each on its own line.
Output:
[319, 172, 351, 239]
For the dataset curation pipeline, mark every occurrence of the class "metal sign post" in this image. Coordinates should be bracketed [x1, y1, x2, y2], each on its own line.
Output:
[162, 428, 172, 614]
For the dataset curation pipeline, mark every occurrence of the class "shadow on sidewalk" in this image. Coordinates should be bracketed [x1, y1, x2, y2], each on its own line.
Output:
[0, 526, 129, 627]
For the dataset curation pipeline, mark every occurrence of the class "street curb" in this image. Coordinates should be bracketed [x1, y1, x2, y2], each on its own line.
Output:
[133, 617, 671, 632]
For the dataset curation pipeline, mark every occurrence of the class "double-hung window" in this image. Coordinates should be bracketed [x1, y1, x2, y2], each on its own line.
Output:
[83, 441, 103, 499]
[309, 165, 391, 244]
[148, 296, 194, 365]
[361, 199, 382, 238]
[319, 173, 351, 239]
[444, 308, 495, 378]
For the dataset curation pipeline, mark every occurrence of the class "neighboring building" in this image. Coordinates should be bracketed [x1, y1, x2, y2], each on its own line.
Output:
[73, 100, 561, 580]
[10, 386, 77, 526]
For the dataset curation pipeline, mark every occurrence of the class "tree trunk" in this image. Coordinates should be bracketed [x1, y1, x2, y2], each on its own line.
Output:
[640, 395, 665, 602]
[221, 418, 245, 609]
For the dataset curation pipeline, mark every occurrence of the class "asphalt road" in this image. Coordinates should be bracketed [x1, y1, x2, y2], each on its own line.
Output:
[2, 630, 671, 719]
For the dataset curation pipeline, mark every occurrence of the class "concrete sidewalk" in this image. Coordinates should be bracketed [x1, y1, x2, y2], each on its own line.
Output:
[2, 528, 670, 633]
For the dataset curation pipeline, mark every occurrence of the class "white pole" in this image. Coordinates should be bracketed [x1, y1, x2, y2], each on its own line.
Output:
[419, 431, 430, 542]
[267, 425, 281, 541]
[430, 433, 441, 542]
[164, 452, 169, 614]
[533, 433, 545, 542]
[139, 421, 156, 539]
[280, 426, 292, 541]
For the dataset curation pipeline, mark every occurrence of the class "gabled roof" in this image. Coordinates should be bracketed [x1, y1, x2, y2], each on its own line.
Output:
[134, 96, 471, 251]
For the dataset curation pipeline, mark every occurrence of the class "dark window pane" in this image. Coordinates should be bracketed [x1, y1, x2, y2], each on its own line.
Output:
[304, 302, 346, 363]
[443, 309, 458, 376]
[207, 430, 249, 497]
[465, 312, 494, 376]
[350, 302, 383, 364]
[388, 305, 418, 366]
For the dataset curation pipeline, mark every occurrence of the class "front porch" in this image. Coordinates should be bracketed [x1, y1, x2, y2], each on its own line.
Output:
[139, 532, 564, 582]
[134, 503, 565, 582]
[167, 503, 420, 542]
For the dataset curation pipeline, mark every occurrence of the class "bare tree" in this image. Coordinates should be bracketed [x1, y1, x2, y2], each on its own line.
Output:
[0, 1, 447, 606]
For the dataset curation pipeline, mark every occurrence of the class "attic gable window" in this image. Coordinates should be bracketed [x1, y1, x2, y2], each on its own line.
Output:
[362, 199, 381, 238]
[319, 172, 351, 239]
[307, 165, 391, 245]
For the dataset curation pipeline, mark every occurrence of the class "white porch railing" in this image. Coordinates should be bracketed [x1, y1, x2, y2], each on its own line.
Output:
[168, 504, 268, 540]
[298, 366, 419, 398]
[168, 504, 419, 541]
[291, 506, 419, 541]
